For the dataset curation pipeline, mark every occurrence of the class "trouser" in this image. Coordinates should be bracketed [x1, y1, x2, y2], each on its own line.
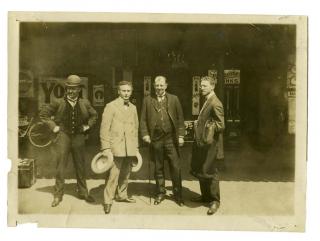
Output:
[104, 157, 132, 204]
[199, 169, 220, 203]
[191, 142, 220, 203]
[151, 135, 182, 199]
[53, 132, 88, 198]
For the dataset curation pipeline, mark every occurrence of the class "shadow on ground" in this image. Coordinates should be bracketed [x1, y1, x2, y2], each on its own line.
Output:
[36, 181, 204, 208]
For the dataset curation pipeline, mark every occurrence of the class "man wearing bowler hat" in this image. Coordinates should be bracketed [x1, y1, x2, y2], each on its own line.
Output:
[100, 80, 140, 214]
[39, 75, 98, 207]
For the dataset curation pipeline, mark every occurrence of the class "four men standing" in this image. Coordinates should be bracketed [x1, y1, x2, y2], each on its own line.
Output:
[42, 74, 224, 215]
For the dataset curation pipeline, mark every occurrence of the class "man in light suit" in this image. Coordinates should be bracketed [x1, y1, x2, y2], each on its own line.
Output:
[100, 81, 139, 214]
[39, 75, 97, 207]
[190, 76, 225, 215]
[140, 75, 185, 206]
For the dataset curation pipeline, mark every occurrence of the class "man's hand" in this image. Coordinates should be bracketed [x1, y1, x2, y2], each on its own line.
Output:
[82, 125, 90, 132]
[142, 135, 151, 144]
[102, 149, 112, 157]
[178, 136, 184, 147]
[53, 126, 60, 133]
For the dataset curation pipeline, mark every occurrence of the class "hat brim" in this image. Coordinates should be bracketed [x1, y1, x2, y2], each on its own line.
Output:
[65, 83, 85, 87]
[91, 152, 114, 174]
[131, 152, 143, 173]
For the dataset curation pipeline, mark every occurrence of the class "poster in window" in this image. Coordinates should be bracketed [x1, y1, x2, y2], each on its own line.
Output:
[19, 70, 34, 98]
[93, 84, 105, 107]
[38, 76, 88, 107]
[192, 76, 200, 115]
[144, 76, 151, 96]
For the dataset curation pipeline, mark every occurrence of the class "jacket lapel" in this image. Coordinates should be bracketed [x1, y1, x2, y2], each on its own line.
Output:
[115, 98, 127, 118]
[199, 93, 215, 116]
[129, 103, 136, 116]
[78, 99, 86, 115]
[151, 96, 160, 112]
[115, 97, 133, 119]
[166, 93, 173, 116]
[150, 93, 171, 113]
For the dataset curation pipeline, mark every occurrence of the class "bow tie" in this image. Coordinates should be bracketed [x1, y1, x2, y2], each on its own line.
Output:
[124, 102, 129, 106]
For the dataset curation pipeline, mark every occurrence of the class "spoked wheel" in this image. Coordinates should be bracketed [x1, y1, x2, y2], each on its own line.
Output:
[28, 122, 57, 148]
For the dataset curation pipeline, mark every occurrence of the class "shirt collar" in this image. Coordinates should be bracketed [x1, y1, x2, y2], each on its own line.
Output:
[118, 97, 130, 106]
[156, 92, 166, 98]
[66, 96, 78, 103]
[205, 91, 215, 100]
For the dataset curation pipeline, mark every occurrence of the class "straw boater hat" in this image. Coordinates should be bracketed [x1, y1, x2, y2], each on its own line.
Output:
[65, 75, 84, 87]
[131, 151, 143, 173]
[91, 151, 143, 174]
[91, 151, 114, 174]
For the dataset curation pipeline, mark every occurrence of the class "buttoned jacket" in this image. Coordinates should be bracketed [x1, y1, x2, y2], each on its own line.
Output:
[100, 97, 139, 157]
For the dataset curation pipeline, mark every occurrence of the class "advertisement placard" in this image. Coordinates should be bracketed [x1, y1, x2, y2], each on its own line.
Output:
[38, 77, 88, 106]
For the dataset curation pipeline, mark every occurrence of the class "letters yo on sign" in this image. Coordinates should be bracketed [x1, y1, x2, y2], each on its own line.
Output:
[38, 77, 88, 106]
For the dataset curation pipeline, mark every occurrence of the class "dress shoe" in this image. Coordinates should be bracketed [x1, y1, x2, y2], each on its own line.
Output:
[78, 194, 95, 203]
[154, 194, 165, 205]
[207, 201, 220, 215]
[103, 204, 112, 214]
[174, 198, 185, 207]
[115, 197, 136, 203]
[51, 197, 62, 207]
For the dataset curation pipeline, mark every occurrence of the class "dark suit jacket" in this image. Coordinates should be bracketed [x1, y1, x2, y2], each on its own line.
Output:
[39, 97, 98, 131]
[191, 92, 225, 178]
[140, 93, 185, 144]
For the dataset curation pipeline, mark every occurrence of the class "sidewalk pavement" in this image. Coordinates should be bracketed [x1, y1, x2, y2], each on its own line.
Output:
[18, 179, 294, 216]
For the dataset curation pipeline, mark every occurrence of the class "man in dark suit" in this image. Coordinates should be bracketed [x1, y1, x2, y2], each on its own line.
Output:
[39, 75, 98, 207]
[140, 75, 185, 206]
[190, 76, 225, 215]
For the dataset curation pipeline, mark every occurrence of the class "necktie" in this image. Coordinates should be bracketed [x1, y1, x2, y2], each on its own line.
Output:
[67, 97, 77, 107]
[157, 96, 164, 102]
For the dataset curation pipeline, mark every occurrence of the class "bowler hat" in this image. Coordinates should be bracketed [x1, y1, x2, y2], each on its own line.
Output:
[91, 151, 114, 174]
[65, 75, 83, 87]
[131, 151, 143, 173]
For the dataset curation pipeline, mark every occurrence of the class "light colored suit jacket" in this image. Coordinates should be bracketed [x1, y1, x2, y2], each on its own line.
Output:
[100, 97, 139, 157]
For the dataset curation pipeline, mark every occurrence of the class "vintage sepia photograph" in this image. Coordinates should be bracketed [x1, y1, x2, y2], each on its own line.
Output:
[7, 12, 307, 231]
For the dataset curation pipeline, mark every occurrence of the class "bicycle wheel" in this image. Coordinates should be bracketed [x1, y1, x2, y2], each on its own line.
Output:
[28, 122, 55, 148]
